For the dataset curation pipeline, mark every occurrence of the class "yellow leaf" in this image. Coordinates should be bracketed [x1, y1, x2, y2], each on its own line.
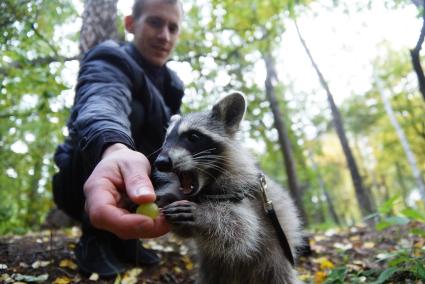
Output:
[314, 271, 327, 284]
[182, 255, 194, 270]
[59, 259, 78, 270]
[298, 273, 311, 281]
[363, 242, 375, 249]
[121, 268, 143, 284]
[313, 257, 335, 270]
[349, 235, 360, 242]
[53, 276, 72, 284]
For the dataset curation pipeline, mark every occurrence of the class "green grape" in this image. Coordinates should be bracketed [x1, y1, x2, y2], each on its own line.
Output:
[136, 202, 160, 219]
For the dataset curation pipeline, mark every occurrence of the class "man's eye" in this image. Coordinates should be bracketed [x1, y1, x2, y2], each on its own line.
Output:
[147, 18, 162, 28]
[169, 24, 179, 34]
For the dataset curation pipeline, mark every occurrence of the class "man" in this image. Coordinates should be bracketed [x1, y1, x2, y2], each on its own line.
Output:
[52, 0, 184, 277]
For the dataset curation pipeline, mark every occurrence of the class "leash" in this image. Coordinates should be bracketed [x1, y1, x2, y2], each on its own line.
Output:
[259, 173, 295, 267]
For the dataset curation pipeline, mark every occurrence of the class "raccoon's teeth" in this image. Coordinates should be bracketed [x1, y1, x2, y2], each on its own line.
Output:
[179, 171, 196, 195]
[180, 186, 193, 195]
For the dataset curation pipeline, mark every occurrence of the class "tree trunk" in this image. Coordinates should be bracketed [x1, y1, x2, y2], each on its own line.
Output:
[294, 20, 375, 220]
[374, 72, 425, 201]
[307, 150, 341, 225]
[263, 53, 308, 225]
[410, 0, 425, 101]
[79, 0, 120, 54]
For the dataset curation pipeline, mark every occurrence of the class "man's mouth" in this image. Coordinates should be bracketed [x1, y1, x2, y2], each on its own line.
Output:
[152, 45, 170, 54]
[176, 170, 199, 196]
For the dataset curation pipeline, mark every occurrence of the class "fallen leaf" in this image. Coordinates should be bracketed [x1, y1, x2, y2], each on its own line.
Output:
[298, 273, 311, 281]
[13, 273, 49, 283]
[314, 271, 327, 284]
[363, 242, 375, 249]
[121, 268, 143, 284]
[0, 273, 12, 282]
[313, 257, 335, 270]
[53, 276, 72, 284]
[59, 259, 78, 270]
[349, 235, 360, 242]
[31, 260, 51, 269]
[89, 273, 99, 281]
[182, 255, 193, 270]
[334, 242, 352, 251]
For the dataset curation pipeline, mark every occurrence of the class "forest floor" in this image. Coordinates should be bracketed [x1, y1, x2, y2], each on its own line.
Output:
[0, 222, 424, 284]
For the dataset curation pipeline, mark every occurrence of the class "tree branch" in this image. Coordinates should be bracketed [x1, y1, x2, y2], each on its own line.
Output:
[410, 1, 425, 101]
[0, 55, 80, 76]
[31, 23, 60, 57]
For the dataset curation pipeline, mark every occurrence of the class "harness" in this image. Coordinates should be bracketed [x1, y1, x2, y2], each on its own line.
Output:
[258, 173, 295, 267]
[195, 173, 296, 267]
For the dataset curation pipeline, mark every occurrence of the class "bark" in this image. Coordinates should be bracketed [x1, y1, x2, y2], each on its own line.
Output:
[79, 0, 120, 54]
[294, 21, 375, 219]
[307, 150, 341, 225]
[374, 72, 425, 201]
[410, 0, 425, 101]
[263, 53, 308, 225]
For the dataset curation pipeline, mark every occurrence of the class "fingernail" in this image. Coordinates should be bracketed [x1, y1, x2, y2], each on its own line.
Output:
[135, 186, 151, 197]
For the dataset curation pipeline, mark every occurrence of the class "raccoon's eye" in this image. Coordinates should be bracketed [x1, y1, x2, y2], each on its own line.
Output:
[187, 131, 201, 143]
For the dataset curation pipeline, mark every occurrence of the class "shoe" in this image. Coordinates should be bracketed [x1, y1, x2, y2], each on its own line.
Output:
[74, 231, 127, 278]
[112, 238, 160, 266]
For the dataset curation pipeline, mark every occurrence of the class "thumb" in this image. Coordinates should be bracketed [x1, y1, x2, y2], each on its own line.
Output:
[121, 152, 156, 204]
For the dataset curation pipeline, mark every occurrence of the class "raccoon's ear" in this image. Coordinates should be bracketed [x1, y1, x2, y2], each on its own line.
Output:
[170, 114, 181, 123]
[211, 91, 246, 134]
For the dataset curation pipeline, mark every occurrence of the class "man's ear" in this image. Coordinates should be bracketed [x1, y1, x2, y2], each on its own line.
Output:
[124, 15, 135, 33]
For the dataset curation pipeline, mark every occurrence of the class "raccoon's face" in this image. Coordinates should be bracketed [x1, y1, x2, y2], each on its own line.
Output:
[154, 92, 246, 197]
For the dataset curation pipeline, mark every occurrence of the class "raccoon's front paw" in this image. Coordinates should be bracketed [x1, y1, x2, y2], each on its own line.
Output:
[162, 200, 197, 226]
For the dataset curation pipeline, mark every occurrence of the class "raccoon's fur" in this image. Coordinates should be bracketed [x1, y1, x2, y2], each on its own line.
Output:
[153, 92, 304, 284]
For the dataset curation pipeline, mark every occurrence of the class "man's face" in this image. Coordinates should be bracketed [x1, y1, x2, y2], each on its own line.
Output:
[126, 0, 182, 66]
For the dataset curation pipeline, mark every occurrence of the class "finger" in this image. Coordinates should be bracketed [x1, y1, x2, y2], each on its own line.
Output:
[91, 204, 170, 239]
[120, 154, 156, 204]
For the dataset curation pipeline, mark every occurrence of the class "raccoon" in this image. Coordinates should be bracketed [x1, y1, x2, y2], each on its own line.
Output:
[153, 92, 304, 284]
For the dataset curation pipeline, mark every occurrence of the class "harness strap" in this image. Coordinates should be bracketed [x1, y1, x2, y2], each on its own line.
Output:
[259, 173, 295, 267]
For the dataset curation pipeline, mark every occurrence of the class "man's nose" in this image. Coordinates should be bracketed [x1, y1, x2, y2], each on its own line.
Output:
[157, 27, 170, 42]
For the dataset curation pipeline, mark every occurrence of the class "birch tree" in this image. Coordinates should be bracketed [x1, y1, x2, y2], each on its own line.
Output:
[374, 72, 425, 201]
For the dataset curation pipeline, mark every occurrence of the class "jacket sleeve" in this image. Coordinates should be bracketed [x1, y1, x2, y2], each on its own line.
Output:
[68, 42, 140, 171]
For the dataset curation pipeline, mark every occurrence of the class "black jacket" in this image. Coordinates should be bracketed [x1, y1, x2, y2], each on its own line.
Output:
[53, 41, 184, 220]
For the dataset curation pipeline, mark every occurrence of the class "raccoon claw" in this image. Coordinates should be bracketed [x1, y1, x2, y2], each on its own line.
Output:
[162, 201, 197, 224]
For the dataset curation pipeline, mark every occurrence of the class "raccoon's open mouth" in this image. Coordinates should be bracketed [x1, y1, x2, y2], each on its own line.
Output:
[177, 170, 199, 196]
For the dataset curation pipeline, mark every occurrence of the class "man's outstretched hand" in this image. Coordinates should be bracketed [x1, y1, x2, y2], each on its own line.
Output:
[83, 143, 170, 239]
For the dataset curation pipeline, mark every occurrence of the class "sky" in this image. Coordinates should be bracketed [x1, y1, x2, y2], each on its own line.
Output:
[277, 1, 420, 105]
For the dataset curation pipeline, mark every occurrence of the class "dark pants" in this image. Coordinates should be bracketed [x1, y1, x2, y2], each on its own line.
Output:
[52, 149, 87, 222]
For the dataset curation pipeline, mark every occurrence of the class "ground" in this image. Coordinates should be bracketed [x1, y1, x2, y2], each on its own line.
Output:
[0, 222, 424, 284]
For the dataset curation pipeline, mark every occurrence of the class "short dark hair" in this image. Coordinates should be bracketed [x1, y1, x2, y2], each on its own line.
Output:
[132, 0, 183, 20]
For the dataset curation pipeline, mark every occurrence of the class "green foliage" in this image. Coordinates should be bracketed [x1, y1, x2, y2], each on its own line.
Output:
[324, 248, 425, 283]
[374, 195, 425, 237]
[324, 267, 347, 283]
[0, 0, 77, 234]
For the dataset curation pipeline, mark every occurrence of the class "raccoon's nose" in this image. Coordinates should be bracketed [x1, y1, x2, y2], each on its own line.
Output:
[154, 154, 173, 172]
